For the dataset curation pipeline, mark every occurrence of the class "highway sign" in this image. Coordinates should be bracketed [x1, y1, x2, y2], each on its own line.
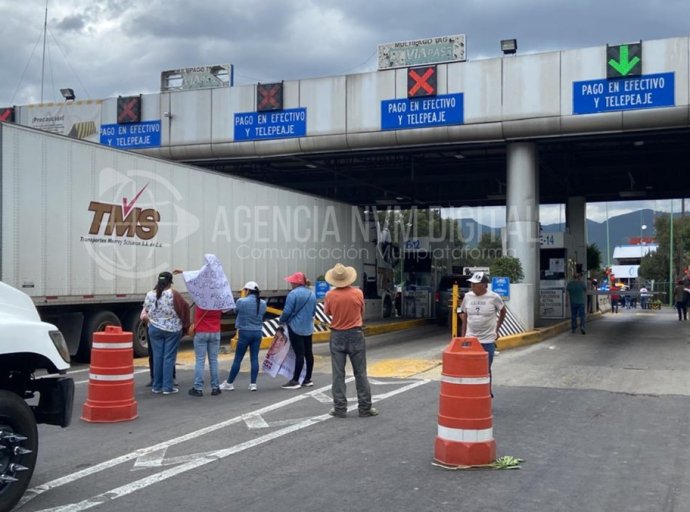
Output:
[573, 72, 674, 114]
[381, 93, 463, 130]
[234, 108, 307, 141]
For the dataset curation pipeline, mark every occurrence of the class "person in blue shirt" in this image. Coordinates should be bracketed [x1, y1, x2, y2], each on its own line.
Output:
[219, 281, 267, 391]
[279, 271, 317, 389]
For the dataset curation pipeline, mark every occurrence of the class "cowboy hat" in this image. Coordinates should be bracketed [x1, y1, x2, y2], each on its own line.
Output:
[325, 263, 357, 288]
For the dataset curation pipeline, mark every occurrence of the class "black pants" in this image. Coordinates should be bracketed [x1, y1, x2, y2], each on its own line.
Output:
[288, 327, 313, 382]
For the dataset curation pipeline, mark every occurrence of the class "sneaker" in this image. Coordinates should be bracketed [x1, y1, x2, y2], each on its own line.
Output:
[211, 388, 221, 396]
[281, 380, 301, 389]
[358, 408, 379, 417]
[329, 408, 347, 418]
[162, 388, 179, 395]
[219, 381, 234, 391]
[188, 388, 203, 397]
[581, 328, 586, 335]
[151, 388, 162, 394]
[301, 380, 314, 387]
[249, 383, 257, 391]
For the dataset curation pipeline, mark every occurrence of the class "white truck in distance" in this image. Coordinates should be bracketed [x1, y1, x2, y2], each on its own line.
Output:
[0, 123, 393, 361]
[0, 281, 74, 512]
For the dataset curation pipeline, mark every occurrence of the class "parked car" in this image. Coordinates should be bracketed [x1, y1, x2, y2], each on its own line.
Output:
[435, 275, 471, 326]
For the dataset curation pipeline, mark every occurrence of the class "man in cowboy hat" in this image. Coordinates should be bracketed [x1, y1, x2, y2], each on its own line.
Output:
[324, 263, 378, 418]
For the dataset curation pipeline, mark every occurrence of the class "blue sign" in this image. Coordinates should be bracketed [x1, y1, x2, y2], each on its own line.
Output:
[573, 72, 674, 115]
[491, 276, 510, 299]
[100, 121, 161, 149]
[234, 108, 307, 141]
[315, 280, 330, 299]
[381, 93, 463, 130]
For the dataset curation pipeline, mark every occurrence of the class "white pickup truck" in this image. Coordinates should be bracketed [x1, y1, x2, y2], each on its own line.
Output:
[0, 281, 74, 512]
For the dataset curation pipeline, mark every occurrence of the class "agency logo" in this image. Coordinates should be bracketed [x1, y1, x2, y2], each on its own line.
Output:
[82, 167, 199, 280]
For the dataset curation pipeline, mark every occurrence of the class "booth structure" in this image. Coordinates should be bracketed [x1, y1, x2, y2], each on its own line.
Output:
[401, 238, 433, 319]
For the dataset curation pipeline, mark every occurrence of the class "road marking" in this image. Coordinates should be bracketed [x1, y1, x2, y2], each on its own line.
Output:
[30, 378, 428, 512]
[368, 359, 441, 378]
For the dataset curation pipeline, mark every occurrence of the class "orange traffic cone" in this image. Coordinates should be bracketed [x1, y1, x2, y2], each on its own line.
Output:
[434, 336, 495, 466]
[81, 325, 138, 423]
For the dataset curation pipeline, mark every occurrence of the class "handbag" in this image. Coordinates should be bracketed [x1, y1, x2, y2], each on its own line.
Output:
[187, 308, 208, 337]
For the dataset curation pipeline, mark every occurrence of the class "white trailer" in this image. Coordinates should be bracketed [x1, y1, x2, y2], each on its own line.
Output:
[0, 123, 388, 360]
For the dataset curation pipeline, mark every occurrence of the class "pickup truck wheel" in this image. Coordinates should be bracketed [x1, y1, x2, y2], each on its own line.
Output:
[123, 308, 149, 358]
[75, 310, 121, 362]
[0, 390, 38, 512]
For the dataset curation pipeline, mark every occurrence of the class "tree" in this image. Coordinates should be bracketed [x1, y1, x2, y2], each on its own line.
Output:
[639, 213, 690, 283]
[491, 256, 524, 283]
[587, 243, 602, 272]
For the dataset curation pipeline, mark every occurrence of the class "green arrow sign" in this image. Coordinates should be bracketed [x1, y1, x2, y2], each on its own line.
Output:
[607, 43, 642, 78]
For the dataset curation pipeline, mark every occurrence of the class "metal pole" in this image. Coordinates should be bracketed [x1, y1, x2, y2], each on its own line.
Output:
[605, 202, 611, 267]
[669, 200, 674, 306]
[40, 0, 48, 103]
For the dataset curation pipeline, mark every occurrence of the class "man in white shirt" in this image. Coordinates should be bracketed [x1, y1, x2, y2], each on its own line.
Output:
[460, 272, 506, 397]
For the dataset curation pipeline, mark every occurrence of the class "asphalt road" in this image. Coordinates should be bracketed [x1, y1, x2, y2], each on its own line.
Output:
[17, 307, 690, 512]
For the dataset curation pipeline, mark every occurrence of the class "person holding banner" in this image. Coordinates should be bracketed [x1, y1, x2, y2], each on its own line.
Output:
[279, 271, 317, 389]
[143, 272, 190, 395]
[219, 281, 267, 391]
[173, 255, 236, 396]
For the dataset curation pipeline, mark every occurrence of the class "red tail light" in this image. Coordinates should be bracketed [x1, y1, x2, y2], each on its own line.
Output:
[435, 291, 440, 302]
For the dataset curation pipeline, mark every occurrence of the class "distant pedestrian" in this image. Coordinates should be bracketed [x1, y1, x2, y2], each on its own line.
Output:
[324, 263, 377, 418]
[674, 280, 687, 320]
[610, 285, 620, 313]
[279, 272, 316, 389]
[639, 286, 649, 310]
[220, 282, 267, 391]
[142, 272, 190, 395]
[460, 272, 506, 398]
[566, 273, 587, 334]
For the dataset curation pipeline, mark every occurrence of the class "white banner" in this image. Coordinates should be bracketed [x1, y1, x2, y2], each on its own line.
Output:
[26, 101, 102, 142]
[262, 328, 306, 381]
[181, 254, 235, 310]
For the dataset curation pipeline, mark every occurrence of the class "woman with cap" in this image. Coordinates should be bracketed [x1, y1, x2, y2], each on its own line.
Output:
[278, 272, 317, 389]
[142, 272, 190, 394]
[220, 281, 267, 391]
[324, 263, 377, 418]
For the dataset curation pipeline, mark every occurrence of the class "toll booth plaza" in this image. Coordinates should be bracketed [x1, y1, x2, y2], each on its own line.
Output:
[22, 307, 690, 512]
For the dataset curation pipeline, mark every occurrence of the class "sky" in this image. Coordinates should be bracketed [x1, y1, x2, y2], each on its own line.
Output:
[2, 0, 689, 225]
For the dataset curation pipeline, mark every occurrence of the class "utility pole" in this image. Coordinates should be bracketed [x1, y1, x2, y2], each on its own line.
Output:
[40, 0, 48, 103]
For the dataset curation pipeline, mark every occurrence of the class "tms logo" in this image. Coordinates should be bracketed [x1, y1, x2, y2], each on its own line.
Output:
[87, 184, 160, 240]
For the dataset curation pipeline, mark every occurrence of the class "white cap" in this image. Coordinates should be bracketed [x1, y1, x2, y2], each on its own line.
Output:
[468, 272, 489, 284]
[243, 281, 260, 291]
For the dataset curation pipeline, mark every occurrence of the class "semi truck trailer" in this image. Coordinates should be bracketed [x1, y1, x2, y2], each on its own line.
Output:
[1, 123, 390, 361]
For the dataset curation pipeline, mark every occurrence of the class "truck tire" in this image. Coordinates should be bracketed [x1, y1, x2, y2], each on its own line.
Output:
[75, 310, 121, 362]
[0, 390, 38, 512]
[123, 308, 149, 358]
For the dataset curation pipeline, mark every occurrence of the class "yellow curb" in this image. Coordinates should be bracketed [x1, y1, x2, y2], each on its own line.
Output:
[497, 311, 604, 351]
[368, 358, 441, 378]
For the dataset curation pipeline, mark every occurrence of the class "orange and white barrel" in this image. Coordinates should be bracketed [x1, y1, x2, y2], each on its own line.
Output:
[434, 336, 495, 466]
[81, 325, 138, 423]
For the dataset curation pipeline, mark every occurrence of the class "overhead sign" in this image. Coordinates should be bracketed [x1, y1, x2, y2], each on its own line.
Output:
[117, 95, 142, 124]
[257, 82, 283, 112]
[607, 43, 642, 78]
[160, 64, 233, 92]
[491, 276, 510, 299]
[378, 34, 466, 70]
[27, 101, 102, 142]
[234, 108, 307, 141]
[381, 93, 463, 130]
[100, 120, 162, 149]
[0, 107, 14, 122]
[408, 66, 437, 98]
[573, 72, 674, 115]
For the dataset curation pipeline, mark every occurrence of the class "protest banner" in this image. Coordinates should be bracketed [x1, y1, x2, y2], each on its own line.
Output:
[181, 254, 235, 310]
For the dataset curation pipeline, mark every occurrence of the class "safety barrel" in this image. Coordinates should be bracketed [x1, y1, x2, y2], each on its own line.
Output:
[434, 336, 495, 466]
[81, 325, 138, 423]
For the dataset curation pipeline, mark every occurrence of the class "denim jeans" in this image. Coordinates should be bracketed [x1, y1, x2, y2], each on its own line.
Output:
[148, 325, 181, 392]
[193, 332, 220, 390]
[227, 329, 262, 384]
[571, 303, 586, 331]
[330, 328, 372, 413]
